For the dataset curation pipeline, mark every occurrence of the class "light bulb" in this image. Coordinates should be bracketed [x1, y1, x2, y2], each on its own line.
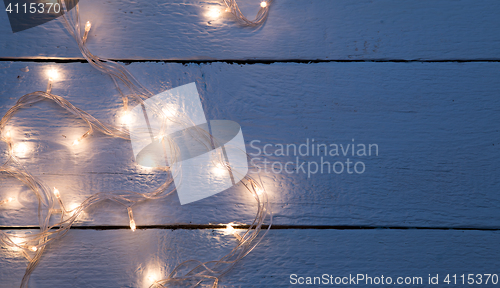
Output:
[12, 237, 22, 245]
[146, 270, 162, 285]
[212, 162, 227, 177]
[120, 111, 133, 125]
[85, 21, 91, 32]
[256, 187, 263, 195]
[29, 246, 38, 252]
[6, 236, 25, 252]
[72, 139, 80, 146]
[147, 275, 157, 282]
[127, 207, 136, 231]
[225, 224, 236, 234]
[208, 7, 221, 19]
[67, 203, 80, 213]
[225, 224, 235, 234]
[161, 104, 178, 118]
[47, 69, 58, 81]
[155, 132, 165, 142]
[130, 219, 136, 232]
[260, 1, 267, 8]
[83, 21, 92, 43]
[225, 224, 242, 241]
[13, 142, 29, 157]
[0, 197, 15, 206]
[5, 131, 11, 139]
[53, 188, 60, 198]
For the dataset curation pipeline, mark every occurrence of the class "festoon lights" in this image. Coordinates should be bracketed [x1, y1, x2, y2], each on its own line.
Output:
[0, 1, 273, 288]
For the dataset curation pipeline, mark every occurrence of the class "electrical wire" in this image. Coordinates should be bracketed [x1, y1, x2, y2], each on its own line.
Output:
[0, 0, 274, 287]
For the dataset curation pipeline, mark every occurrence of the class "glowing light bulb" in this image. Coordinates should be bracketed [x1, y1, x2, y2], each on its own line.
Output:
[12, 237, 22, 245]
[225, 224, 236, 234]
[29, 246, 38, 252]
[67, 203, 79, 213]
[6, 236, 24, 251]
[208, 7, 221, 19]
[47, 69, 58, 81]
[146, 270, 162, 286]
[72, 139, 80, 146]
[127, 207, 136, 231]
[53, 188, 60, 198]
[161, 105, 177, 118]
[120, 111, 133, 125]
[256, 187, 263, 195]
[5, 130, 11, 139]
[225, 224, 242, 241]
[130, 219, 136, 232]
[13, 142, 29, 157]
[155, 132, 165, 142]
[147, 275, 157, 282]
[85, 21, 91, 32]
[260, 1, 267, 8]
[212, 162, 227, 177]
[83, 21, 92, 43]
[0, 197, 15, 206]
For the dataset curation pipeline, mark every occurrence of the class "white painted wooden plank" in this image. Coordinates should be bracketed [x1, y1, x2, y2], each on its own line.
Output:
[1, 0, 500, 60]
[0, 62, 499, 227]
[1, 229, 500, 287]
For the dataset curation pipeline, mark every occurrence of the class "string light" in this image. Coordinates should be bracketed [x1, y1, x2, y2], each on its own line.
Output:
[72, 139, 80, 146]
[0, 1, 274, 287]
[260, 1, 267, 8]
[0, 91, 271, 288]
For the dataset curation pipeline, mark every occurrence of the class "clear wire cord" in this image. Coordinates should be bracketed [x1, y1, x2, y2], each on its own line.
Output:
[223, 0, 273, 26]
[0, 0, 273, 287]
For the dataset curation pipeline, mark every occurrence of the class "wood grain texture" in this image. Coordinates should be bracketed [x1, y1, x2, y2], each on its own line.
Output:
[1, 229, 500, 287]
[0, 0, 500, 60]
[0, 61, 498, 228]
